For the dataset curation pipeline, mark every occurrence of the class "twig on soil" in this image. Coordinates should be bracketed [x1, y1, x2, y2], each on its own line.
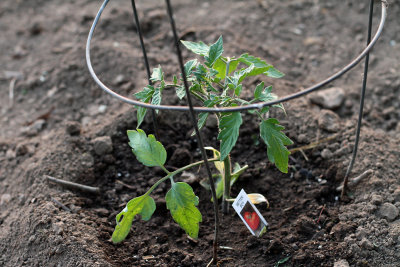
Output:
[115, 179, 136, 190]
[299, 149, 309, 161]
[289, 133, 340, 154]
[336, 169, 373, 192]
[46, 175, 100, 194]
[185, 236, 198, 244]
[283, 206, 294, 212]
[316, 204, 326, 224]
[24, 106, 55, 126]
[219, 246, 234, 250]
[8, 78, 16, 108]
[51, 197, 72, 213]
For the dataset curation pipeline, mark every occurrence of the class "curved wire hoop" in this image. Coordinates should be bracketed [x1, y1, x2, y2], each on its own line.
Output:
[86, 0, 387, 113]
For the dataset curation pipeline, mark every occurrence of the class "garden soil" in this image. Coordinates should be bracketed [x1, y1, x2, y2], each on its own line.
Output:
[1, 0, 399, 266]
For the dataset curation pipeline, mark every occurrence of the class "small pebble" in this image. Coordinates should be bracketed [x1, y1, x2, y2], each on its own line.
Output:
[0, 194, 12, 205]
[321, 148, 333, 159]
[334, 259, 350, 267]
[310, 87, 345, 110]
[378, 203, 399, 222]
[359, 237, 374, 250]
[92, 136, 113, 156]
[318, 109, 340, 132]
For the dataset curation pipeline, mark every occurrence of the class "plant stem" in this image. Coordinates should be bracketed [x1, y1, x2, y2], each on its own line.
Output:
[224, 58, 230, 87]
[222, 155, 232, 214]
[145, 158, 219, 197]
[160, 165, 171, 175]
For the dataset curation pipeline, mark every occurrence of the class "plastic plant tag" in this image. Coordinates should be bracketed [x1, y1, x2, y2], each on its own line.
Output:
[233, 189, 268, 237]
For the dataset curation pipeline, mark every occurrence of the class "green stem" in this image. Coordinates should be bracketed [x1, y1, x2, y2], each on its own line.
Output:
[222, 155, 232, 214]
[160, 165, 171, 175]
[191, 91, 207, 102]
[144, 158, 219, 197]
[224, 58, 230, 87]
[165, 84, 206, 102]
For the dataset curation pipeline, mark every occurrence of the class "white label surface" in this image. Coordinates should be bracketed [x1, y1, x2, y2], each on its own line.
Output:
[232, 189, 268, 237]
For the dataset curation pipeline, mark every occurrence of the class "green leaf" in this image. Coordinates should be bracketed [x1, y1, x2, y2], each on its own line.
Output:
[205, 36, 224, 67]
[181, 40, 209, 56]
[166, 182, 202, 239]
[151, 87, 162, 106]
[135, 85, 154, 101]
[136, 106, 147, 128]
[230, 163, 248, 185]
[260, 118, 293, 173]
[184, 59, 198, 77]
[204, 147, 224, 174]
[176, 85, 186, 99]
[238, 53, 284, 78]
[254, 82, 265, 99]
[173, 75, 178, 85]
[235, 65, 255, 84]
[213, 58, 240, 80]
[197, 112, 209, 130]
[214, 174, 224, 199]
[127, 129, 167, 167]
[217, 112, 242, 161]
[112, 194, 156, 243]
[150, 65, 164, 82]
[239, 53, 272, 69]
[265, 67, 284, 78]
[254, 84, 283, 114]
[193, 64, 208, 82]
[134, 85, 154, 128]
[234, 84, 243, 97]
[191, 112, 209, 137]
[255, 85, 278, 102]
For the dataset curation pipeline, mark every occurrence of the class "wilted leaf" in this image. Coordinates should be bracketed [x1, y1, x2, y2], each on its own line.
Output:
[248, 193, 269, 207]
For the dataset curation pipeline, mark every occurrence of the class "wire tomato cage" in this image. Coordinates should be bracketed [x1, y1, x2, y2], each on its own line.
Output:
[86, 0, 388, 264]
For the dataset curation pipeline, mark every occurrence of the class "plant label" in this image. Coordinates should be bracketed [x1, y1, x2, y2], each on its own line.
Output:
[232, 189, 268, 237]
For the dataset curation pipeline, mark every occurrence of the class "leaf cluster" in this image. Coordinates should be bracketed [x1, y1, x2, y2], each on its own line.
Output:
[136, 36, 293, 173]
[112, 130, 203, 243]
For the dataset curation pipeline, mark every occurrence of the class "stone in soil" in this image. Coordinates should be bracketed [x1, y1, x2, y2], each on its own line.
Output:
[321, 148, 333, 159]
[334, 259, 350, 267]
[310, 87, 345, 110]
[92, 136, 113, 156]
[318, 109, 340, 132]
[378, 203, 399, 222]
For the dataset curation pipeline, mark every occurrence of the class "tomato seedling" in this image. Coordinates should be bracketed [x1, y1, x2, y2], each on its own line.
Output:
[112, 36, 292, 243]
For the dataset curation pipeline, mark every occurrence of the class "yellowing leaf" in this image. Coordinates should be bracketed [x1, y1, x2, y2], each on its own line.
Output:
[166, 182, 202, 239]
[112, 195, 156, 243]
[204, 147, 224, 174]
[248, 193, 270, 208]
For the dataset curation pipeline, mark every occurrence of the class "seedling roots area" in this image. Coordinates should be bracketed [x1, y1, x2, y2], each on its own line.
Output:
[0, 1, 399, 266]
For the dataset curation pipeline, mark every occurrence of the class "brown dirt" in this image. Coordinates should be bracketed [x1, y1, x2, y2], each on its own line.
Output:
[1, 0, 399, 266]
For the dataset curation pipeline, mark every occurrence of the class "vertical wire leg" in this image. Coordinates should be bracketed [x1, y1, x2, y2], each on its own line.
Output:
[341, 0, 374, 199]
[131, 0, 160, 139]
[164, 0, 219, 264]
